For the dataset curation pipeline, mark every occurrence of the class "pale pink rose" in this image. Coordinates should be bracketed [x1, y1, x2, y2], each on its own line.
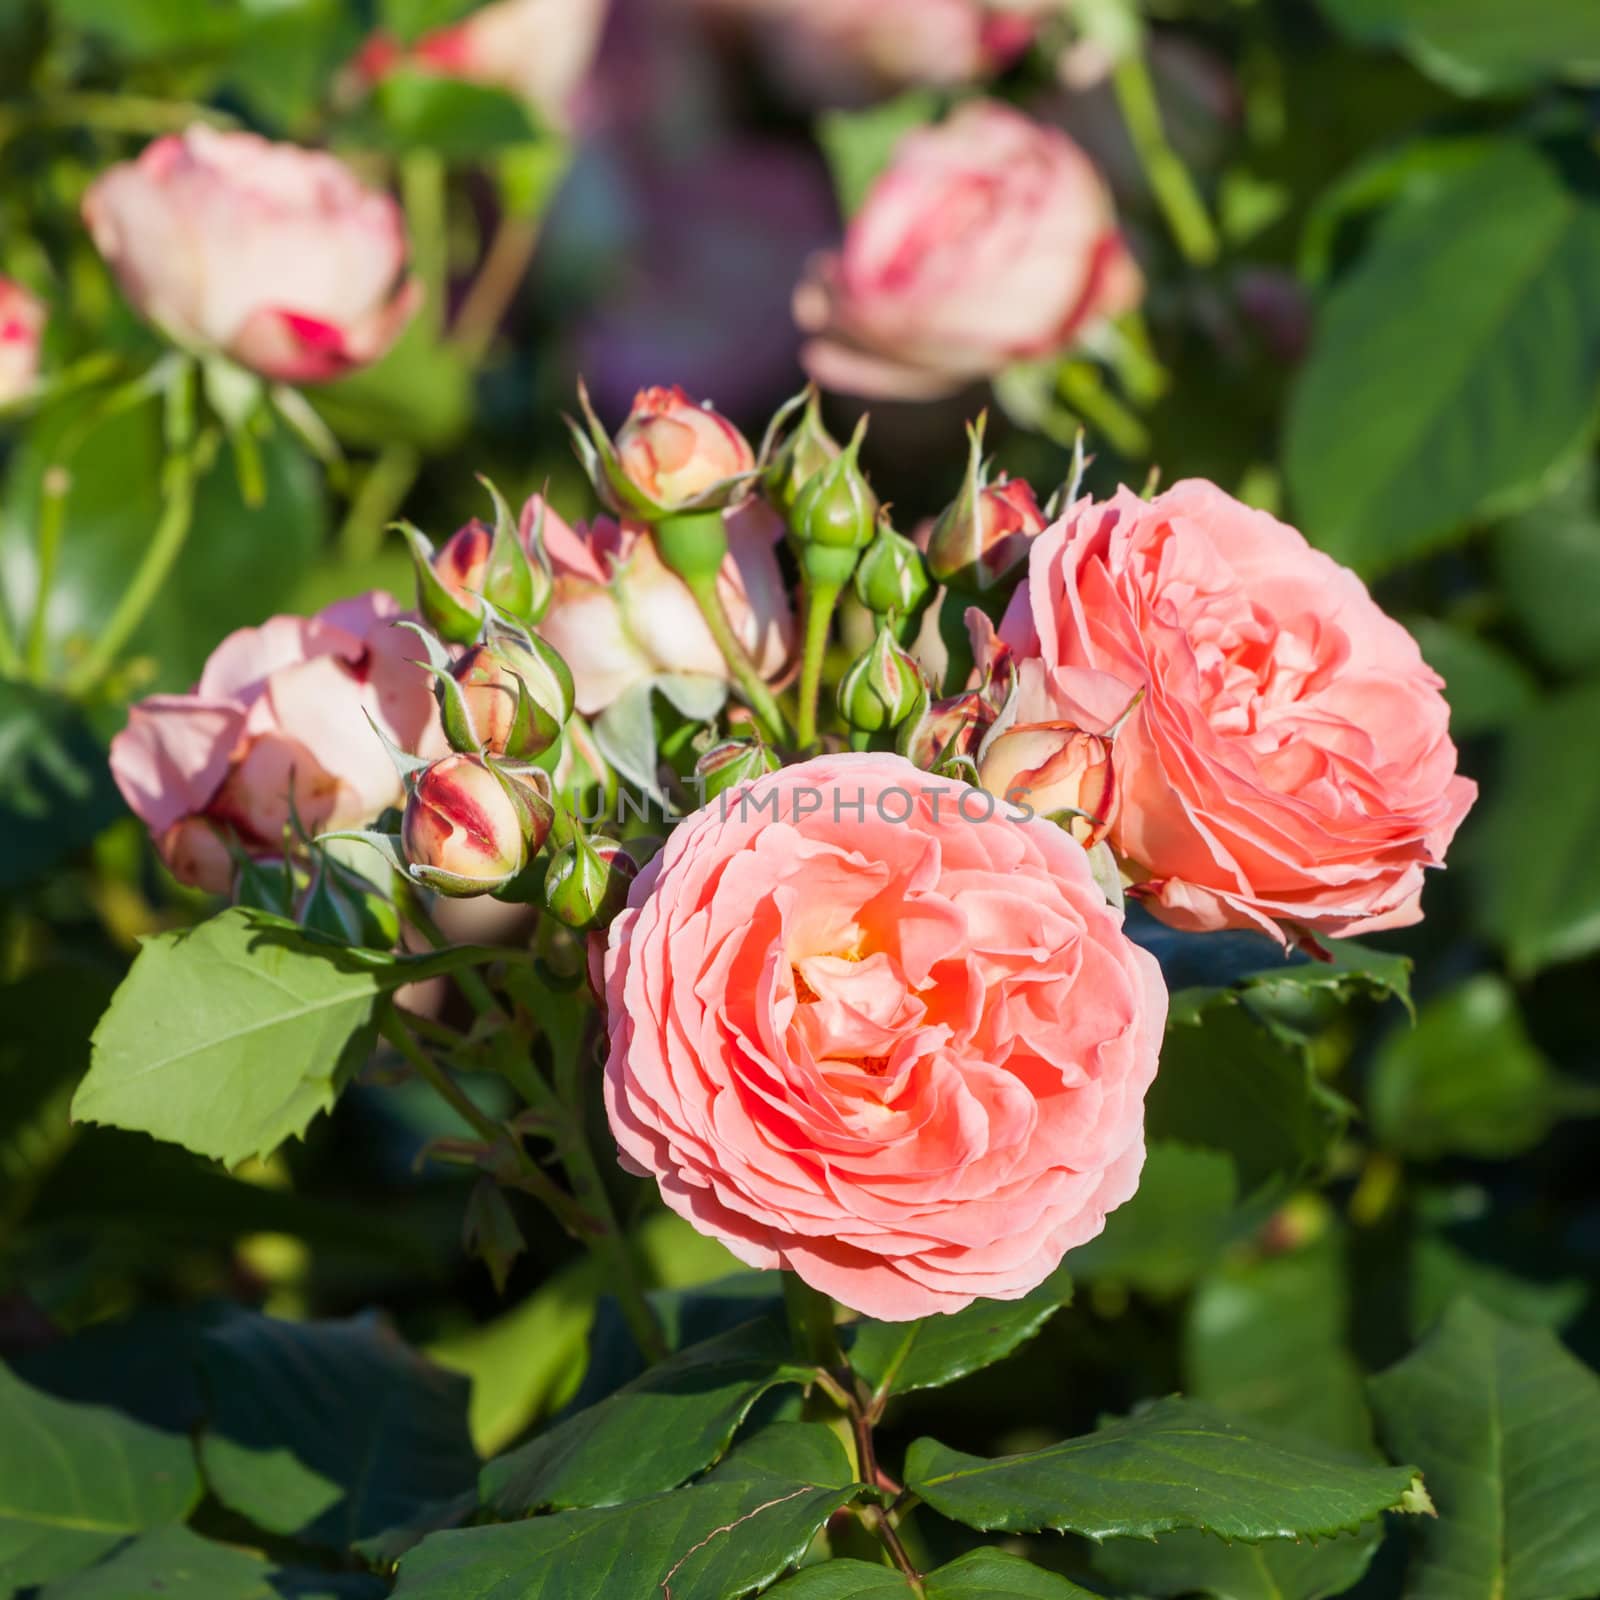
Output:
[977, 720, 1117, 847]
[355, 0, 609, 129]
[999, 480, 1478, 942]
[747, 0, 1034, 100]
[0, 278, 46, 405]
[603, 752, 1166, 1320]
[82, 127, 420, 384]
[794, 101, 1140, 399]
[109, 593, 439, 892]
[533, 494, 793, 715]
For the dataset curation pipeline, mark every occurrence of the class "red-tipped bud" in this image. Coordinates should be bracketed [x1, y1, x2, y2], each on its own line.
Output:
[615, 386, 754, 510]
[401, 754, 526, 896]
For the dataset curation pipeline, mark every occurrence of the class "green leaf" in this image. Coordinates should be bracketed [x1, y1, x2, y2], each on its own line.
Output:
[767, 1549, 1102, 1597]
[49, 0, 242, 55]
[1492, 461, 1600, 677]
[1094, 1232, 1386, 1599]
[1369, 975, 1600, 1159]
[846, 1266, 1072, 1407]
[816, 93, 940, 216]
[311, 320, 473, 453]
[479, 1315, 813, 1515]
[1064, 1143, 1247, 1296]
[1369, 1298, 1600, 1600]
[197, 1312, 479, 1550]
[1093, 1529, 1380, 1600]
[369, 69, 545, 156]
[1285, 139, 1600, 573]
[36, 1524, 283, 1599]
[1314, 0, 1600, 95]
[72, 909, 497, 1167]
[397, 1423, 866, 1600]
[1147, 1001, 1350, 1192]
[0, 684, 124, 890]
[905, 1396, 1425, 1541]
[0, 1362, 201, 1590]
[1470, 677, 1600, 972]
[1407, 616, 1539, 737]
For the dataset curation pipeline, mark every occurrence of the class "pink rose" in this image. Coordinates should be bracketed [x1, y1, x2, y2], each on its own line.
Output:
[109, 593, 439, 892]
[82, 127, 420, 385]
[355, 0, 609, 130]
[602, 752, 1166, 1320]
[0, 278, 46, 405]
[794, 101, 1141, 399]
[534, 495, 793, 716]
[750, 0, 1034, 100]
[1000, 480, 1478, 941]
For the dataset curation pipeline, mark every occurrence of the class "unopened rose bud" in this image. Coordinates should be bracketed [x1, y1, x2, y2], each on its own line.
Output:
[408, 520, 491, 644]
[544, 833, 638, 929]
[694, 737, 781, 802]
[854, 521, 931, 619]
[897, 689, 990, 770]
[0, 278, 46, 407]
[838, 623, 923, 734]
[925, 415, 1047, 593]
[402, 754, 526, 896]
[156, 816, 236, 895]
[790, 418, 877, 552]
[615, 385, 754, 511]
[978, 720, 1117, 846]
[444, 636, 574, 760]
[763, 388, 840, 512]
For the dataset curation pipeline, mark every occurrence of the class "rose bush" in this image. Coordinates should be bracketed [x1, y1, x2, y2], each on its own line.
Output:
[601, 752, 1166, 1320]
[82, 127, 420, 384]
[1000, 480, 1478, 940]
[794, 101, 1140, 398]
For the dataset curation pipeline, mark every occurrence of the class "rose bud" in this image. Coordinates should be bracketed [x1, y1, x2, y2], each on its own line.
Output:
[694, 737, 782, 803]
[443, 635, 574, 760]
[838, 622, 924, 734]
[761, 386, 840, 513]
[0, 278, 46, 407]
[544, 833, 638, 929]
[155, 816, 238, 896]
[82, 126, 420, 384]
[794, 101, 1140, 399]
[789, 417, 877, 553]
[926, 415, 1048, 593]
[617, 385, 753, 508]
[402, 754, 527, 897]
[854, 519, 931, 620]
[978, 721, 1117, 846]
[410, 489, 548, 644]
[897, 688, 990, 771]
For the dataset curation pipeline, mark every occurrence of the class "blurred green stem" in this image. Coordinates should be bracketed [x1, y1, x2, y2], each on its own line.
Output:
[338, 443, 422, 565]
[65, 434, 205, 697]
[25, 467, 70, 680]
[794, 582, 843, 749]
[1112, 53, 1220, 268]
[451, 215, 541, 365]
[1057, 363, 1151, 461]
[783, 1273, 844, 1370]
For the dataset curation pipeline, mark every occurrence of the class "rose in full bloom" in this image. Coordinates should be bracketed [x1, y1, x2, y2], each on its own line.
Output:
[535, 495, 793, 715]
[0, 278, 46, 405]
[82, 127, 420, 384]
[354, 0, 609, 130]
[602, 752, 1166, 1319]
[109, 594, 438, 892]
[794, 101, 1140, 399]
[1000, 480, 1478, 940]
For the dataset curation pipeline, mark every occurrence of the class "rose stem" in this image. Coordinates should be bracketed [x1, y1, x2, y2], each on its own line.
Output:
[1111, 52, 1220, 269]
[794, 580, 843, 750]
